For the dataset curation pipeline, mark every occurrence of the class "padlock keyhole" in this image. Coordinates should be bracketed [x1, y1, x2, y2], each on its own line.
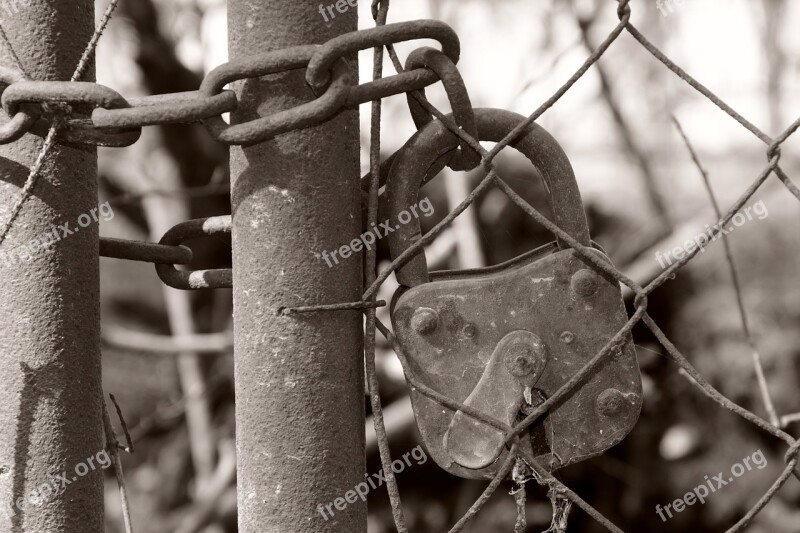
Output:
[518, 388, 553, 460]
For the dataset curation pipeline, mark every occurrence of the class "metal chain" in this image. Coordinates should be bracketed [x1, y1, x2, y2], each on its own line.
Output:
[0, 20, 459, 148]
[13, 20, 469, 293]
[0, 20, 467, 295]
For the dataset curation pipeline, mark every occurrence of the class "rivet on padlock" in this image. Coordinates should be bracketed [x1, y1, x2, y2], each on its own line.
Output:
[385, 108, 642, 480]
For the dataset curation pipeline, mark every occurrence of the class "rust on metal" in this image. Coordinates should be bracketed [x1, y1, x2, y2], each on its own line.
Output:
[0, 102, 39, 144]
[2, 80, 129, 114]
[154, 215, 232, 290]
[92, 90, 238, 129]
[1, 80, 142, 147]
[386, 108, 641, 479]
[344, 67, 441, 108]
[404, 46, 479, 171]
[387, 108, 592, 287]
[30, 117, 141, 147]
[0, 66, 40, 144]
[305, 20, 461, 90]
[99, 237, 193, 265]
[444, 330, 547, 470]
[392, 246, 642, 479]
[0, 23, 462, 149]
[200, 46, 351, 145]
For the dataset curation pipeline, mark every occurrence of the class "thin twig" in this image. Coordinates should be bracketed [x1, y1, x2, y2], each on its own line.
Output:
[103, 397, 134, 533]
[673, 116, 780, 427]
[102, 327, 233, 355]
[575, 9, 671, 232]
[126, 372, 230, 443]
[141, 169, 218, 491]
[106, 183, 231, 207]
[109, 393, 134, 453]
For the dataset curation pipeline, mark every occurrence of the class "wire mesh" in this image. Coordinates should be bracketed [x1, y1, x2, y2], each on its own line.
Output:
[0, 0, 797, 531]
[358, 1, 800, 531]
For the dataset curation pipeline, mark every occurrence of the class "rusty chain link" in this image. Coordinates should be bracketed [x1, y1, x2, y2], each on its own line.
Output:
[404, 46, 479, 171]
[92, 90, 238, 130]
[153, 216, 232, 290]
[0, 66, 40, 143]
[2, 2, 800, 531]
[200, 46, 352, 145]
[99, 237, 192, 265]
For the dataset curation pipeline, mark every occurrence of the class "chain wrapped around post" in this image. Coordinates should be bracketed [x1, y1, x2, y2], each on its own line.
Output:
[0, 21, 461, 148]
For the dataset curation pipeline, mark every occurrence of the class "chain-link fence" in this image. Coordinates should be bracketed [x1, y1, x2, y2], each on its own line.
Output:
[0, 0, 798, 531]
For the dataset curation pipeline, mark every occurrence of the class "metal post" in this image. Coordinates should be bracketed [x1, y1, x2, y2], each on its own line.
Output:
[0, 1, 102, 532]
[228, 2, 366, 532]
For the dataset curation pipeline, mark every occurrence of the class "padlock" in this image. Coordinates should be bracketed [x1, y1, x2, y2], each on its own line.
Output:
[385, 108, 642, 480]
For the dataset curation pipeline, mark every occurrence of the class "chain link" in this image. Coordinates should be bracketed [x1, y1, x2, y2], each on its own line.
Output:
[305, 19, 460, 90]
[404, 46, 479, 171]
[92, 90, 238, 130]
[0, 66, 40, 143]
[99, 217, 230, 289]
[2, 81, 128, 114]
[201, 46, 352, 145]
[99, 237, 192, 265]
[154, 216, 232, 290]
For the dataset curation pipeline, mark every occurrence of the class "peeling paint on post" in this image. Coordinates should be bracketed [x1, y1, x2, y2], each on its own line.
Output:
[228, 2, 366, 532]
[0, 1, 103, 532]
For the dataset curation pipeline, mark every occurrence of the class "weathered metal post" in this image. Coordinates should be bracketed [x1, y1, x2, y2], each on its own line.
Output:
[227, 2, 366, 532]
[0, 1, 103, 532]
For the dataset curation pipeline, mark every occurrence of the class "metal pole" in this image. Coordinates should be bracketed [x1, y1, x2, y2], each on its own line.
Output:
[0, 1, 102, 532]
[227, 2, 366, 532]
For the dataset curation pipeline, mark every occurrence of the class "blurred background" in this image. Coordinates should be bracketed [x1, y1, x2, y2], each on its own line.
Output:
[95, 0, 800, 531]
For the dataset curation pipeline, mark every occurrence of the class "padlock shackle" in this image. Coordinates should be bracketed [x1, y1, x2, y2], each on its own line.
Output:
[386, 108, 592, 288]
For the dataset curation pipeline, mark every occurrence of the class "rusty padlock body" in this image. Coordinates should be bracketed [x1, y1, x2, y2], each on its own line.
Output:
[386, 108, 642, 480]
